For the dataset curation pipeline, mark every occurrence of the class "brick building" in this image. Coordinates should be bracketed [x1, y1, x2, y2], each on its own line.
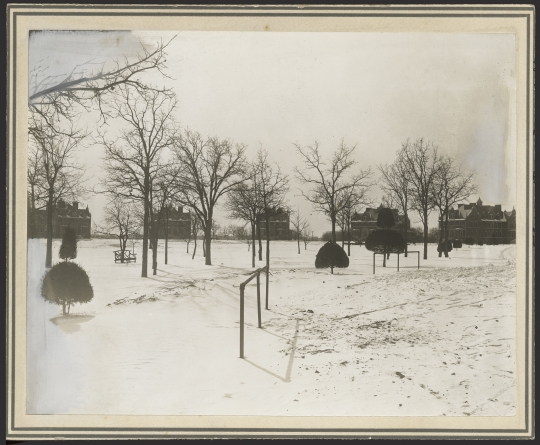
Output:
[30, 199, 92, 238]
[351, 204, 410, 242]
[440, 198, 516, 244]
[157, 205, 192, 239]
[259, 208, 293, 240]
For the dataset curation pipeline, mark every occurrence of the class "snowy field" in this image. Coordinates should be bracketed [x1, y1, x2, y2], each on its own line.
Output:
[26, 238, 516, 416]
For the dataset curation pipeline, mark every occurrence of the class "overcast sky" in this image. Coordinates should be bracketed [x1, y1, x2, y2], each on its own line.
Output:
[29, 30, 516, 235]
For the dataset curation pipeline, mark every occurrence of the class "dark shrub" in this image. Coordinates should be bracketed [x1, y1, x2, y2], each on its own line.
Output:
[464, 237, 474, 246]
[365, 230, 406, 254]
[315, 242, 349, 273]
[59, 227, 77, 261]
[41, 262, 93, 315]
[365, 229, 406, 267]
[452, 240, 463, 249]
[477, 239, 484, 246]
[490, 236, 498, 245]
[377, 208, 395, 229]
[437, 240, 454, 253]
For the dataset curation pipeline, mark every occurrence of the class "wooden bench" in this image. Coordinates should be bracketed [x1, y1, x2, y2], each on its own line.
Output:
[114, 249, 137, 263]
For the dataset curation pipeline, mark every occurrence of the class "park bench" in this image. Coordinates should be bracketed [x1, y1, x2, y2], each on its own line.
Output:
[114, 249, 137, 263]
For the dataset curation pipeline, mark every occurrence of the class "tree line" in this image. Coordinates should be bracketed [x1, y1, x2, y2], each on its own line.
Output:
[27, 35, 477, 278]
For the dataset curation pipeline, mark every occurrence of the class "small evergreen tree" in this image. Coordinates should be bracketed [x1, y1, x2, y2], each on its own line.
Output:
[315, 242, 349, 274]
[59, 227, 77, 261]
[377, 208, 395, 229]
[41, 262, 93, 315]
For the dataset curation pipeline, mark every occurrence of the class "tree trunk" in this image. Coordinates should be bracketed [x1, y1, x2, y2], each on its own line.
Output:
[141, 186, 149, 278]
[45, 200, 54, 268]
[444, 209, 450, 258]
[297, 233, 300, 254]
[67, 300, 71, 315]
[251, 222, 256, 268]
[192, 231, 197, 260]
[331, 214, 337, 243]
[423, 217, 428, 260]
[119, 235, 125, 263]
[404, 210, 408, 257]
[347, 222, 351, 256]
[257, 222, 263, 261]
[164, 213, 169, 265]
[152, 227, 158, 275]
[62, 301, 66, 315]
[204, 223, 212, 265]
[265, 214, 270, 308]
[438, 211, 444, 257]
[383, 249, 387, 267]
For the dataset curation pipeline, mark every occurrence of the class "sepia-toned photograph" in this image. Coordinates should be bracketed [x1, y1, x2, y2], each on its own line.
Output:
[6, 4, 534, 440]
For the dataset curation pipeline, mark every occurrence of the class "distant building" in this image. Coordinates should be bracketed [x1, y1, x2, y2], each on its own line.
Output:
[259, 208, 293, 240]
[441, 197, 516, 244]
[157, 205, 191, 239]
[351, 204, 410, 242]
[30, 199, 92, 238]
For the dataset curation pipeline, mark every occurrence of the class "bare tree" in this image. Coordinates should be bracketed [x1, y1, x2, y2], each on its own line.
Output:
[291, 207, 309, 254]
[400, 138, 441, 260]
[301, 226, 312, 250]
[149, 165, 181, 273]
[225, 173, 261, 268]
[29, 36, 175, 130]
[103, 197, 138, 263]
[27, 144, 47, 239]
[101, 84, 177, 277]
[430, 156, 477, 257]
[294, 140, 371, 243]
[336, 187, 371, 256]
[254, 149, 289, 309]
[173, 130, 248, 266]
[379, 149, 412, 256]
[29, 119, 87, 267]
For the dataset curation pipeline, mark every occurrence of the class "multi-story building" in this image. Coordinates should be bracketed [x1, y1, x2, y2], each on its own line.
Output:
[440, 198, 515, 244]
[351, 204, 410, 242]
[157, 205, 192, 239]
[259, 208, 293, 240]
[29, 199, 92, 238]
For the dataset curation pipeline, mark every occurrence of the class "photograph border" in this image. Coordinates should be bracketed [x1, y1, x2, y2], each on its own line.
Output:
[6, 4, 534, 439]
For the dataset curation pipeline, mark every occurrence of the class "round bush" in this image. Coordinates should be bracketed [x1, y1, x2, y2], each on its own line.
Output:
[464, 237, 474, 246]
[477, 240, 484, 246]
[315, 242, 349, 269]
[437, 240, 453, 253]
[365, 229, 406, 255]
[452, 240, 463, 249]
[41, 262, 93, 314]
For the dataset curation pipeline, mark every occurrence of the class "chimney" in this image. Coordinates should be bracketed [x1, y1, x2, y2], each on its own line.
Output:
[73, 201, 78, 210]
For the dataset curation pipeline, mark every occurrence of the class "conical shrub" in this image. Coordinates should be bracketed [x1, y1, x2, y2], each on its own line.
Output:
[59, 226, 77, 261]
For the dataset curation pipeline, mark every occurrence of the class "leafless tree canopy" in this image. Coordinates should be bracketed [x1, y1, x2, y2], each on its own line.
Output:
[101, 84, 177, 277]
[29, 36, 176, 129]
[291, 208, 309, 254]
[378, 149, 412, 255]
[294, 140, 371, 243]
[399, 138, 442, 260]
[173, 130, 248, 266]
[28, 119, 87, 266]
[430, 155, 477, 257]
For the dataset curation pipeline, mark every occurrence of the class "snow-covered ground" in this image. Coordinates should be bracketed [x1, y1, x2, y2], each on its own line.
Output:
[26, 238, 516, 416]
